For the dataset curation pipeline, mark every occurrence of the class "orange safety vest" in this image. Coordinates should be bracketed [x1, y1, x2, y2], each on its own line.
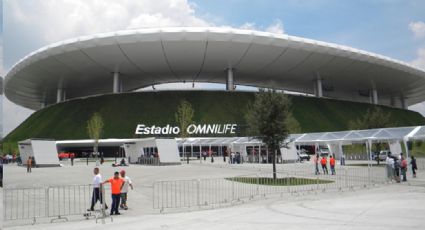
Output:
[107, 177, 124, 195]
[320, 158, 327, 165]
[330, 158, 335, 166]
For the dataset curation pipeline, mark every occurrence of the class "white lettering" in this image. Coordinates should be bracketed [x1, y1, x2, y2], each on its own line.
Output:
[153, 126, 161, 135]
[135, 124, 145, 135]
[135, 124, 238, 135]
[172, 127, 180, 134]
[187, 124, 197, 134]
[230, 124, 237, 134]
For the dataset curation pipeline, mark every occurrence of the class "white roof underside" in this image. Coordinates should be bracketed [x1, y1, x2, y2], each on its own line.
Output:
[5, 27, 425, 110]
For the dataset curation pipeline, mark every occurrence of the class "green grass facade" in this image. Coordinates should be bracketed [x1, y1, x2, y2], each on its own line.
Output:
[2, 91, 425, 153]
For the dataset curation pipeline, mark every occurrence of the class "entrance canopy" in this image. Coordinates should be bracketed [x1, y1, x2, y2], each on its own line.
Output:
[292, 126, 425, 145]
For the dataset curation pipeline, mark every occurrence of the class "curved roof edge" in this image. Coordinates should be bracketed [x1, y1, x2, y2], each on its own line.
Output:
[5, 27, 425, 83]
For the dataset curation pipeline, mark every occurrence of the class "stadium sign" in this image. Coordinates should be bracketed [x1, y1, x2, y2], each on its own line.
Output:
[135, 124, 237, 135]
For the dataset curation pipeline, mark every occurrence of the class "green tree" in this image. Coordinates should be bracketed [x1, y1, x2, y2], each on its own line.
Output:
[245, 89, 291, 179]
[175, 100, 194, 164]
[87, 112, 104, 158]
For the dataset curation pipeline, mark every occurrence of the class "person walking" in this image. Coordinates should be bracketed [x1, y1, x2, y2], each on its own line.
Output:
[401, 156, 408, 182]
[89, 167, 107, 211]
[385, 154, 393, 180]
[329, 155, 336, 175]
[103, 171, 124, 215]
[119, 170, 133, 210]
[393, 156, 401, 183]
[314, 154, 320, 175]
[210, 151, 214, 163]
[320, 156, 328, 174]
[410, 156, 417, 178]
[26, 156, 32, 173]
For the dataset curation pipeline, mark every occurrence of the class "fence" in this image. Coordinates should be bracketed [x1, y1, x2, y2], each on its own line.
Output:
[153, 166, 387, 212]
[138, 157, 160, 165]
[417, 158, 425, 170]
[3, 184, 109, 225]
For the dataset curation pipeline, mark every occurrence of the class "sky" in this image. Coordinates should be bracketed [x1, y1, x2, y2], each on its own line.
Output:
[2, 0, 425, 136]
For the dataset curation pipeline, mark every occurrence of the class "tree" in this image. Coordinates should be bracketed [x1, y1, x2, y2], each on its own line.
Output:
[245, 89, 291, 179]
[175, 100, 194, 164]
[87, 112, 104, 159]
[348, 106, 394, 165]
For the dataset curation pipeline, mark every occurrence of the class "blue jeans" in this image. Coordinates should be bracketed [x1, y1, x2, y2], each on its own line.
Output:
[111, 194, 121, 214]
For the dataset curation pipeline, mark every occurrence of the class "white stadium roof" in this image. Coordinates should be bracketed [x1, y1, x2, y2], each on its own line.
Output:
[5, 27, 425, 110]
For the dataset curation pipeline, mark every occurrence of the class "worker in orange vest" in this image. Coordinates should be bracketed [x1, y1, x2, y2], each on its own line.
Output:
[320, 156, 328, 174]
[329, 155, 336, 175]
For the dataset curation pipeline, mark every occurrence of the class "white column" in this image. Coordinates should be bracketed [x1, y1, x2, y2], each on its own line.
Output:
[57, 78, 64, 103]
[400, 97, 407, 109]
[113, 72, 120, 93]
[41, 91, 47, 108]
[226, 68, 234, 91]
[314, 72, 322, 97]
[56, 88, 63, 103]
[371, 88, 378, 104]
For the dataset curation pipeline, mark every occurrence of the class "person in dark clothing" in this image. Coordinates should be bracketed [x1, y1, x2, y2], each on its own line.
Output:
[411, 156, 418, 178]
[393, 156, 401, 183]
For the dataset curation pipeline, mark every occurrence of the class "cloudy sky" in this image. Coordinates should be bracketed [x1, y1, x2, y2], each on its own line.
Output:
[2, 0, 425, 136]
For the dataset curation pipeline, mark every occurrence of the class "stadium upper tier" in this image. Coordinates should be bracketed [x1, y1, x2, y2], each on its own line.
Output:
[4, 27, 425, 110]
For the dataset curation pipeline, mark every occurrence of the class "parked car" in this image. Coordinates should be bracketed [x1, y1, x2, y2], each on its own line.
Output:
[318, 147, 330, 157]
[372, 150, 391, 161]
[58, 152, 75, 160]
[298, 153, 311, 161]
[298, 149, 311, 161]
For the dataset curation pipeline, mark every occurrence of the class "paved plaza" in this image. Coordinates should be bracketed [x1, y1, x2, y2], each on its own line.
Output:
[1, 159, 424, 229]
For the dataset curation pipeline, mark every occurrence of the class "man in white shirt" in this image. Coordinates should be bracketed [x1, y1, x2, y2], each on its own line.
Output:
[89, 167, 107, 211]
[119, 170, 133, 210]
[386, 155, 395, 180]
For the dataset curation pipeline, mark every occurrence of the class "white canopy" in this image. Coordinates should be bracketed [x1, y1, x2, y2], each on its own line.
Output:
[292, 126, 423, 144]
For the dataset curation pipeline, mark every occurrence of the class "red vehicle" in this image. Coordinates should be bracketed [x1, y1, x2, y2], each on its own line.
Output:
[58, 152, 75, 160]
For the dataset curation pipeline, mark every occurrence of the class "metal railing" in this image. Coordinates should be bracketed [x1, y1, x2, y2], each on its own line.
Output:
[417, 158, 425, 170]
[138, 157, 160, 165]
[153, 166, 387, 212]
[3, 184, 110, 225]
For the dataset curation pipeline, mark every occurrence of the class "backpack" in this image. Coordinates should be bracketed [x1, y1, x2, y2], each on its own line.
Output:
[401, 159, 407, 169]
[394, 160, 400, 169]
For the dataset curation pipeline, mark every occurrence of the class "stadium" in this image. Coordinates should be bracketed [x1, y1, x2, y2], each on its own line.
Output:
[3, 27, 425, 162]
